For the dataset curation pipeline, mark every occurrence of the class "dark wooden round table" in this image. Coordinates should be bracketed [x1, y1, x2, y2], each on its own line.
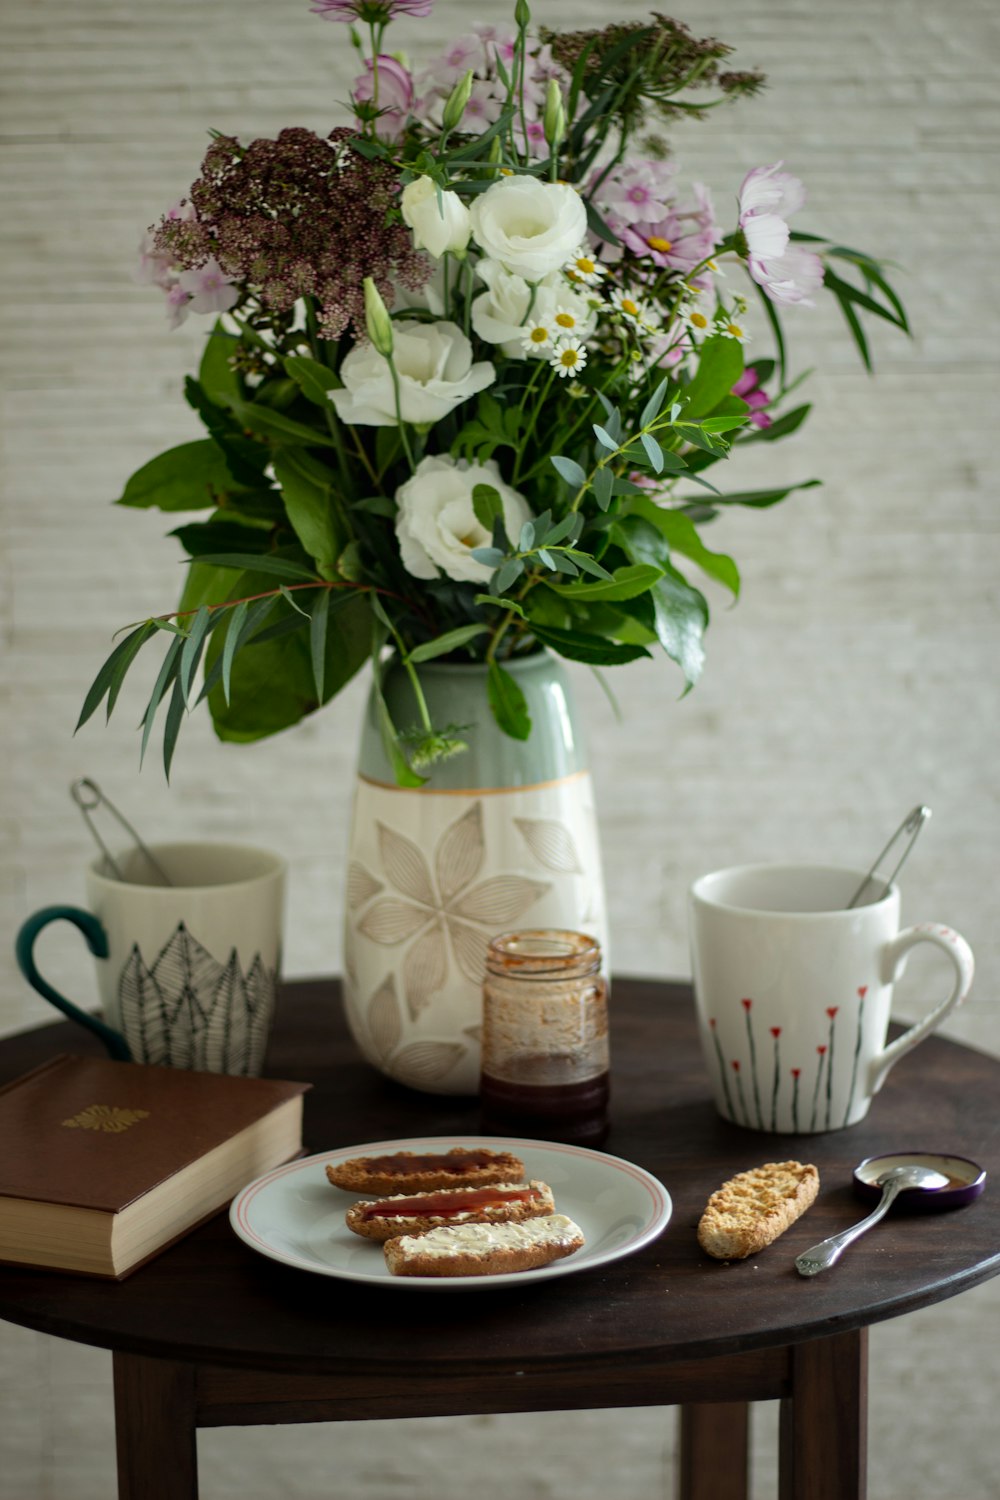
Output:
[1, 977, 997, 1500]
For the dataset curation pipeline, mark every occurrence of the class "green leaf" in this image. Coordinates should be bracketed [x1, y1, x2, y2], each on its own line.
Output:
[545, 562, 664, 602]
[309, 589, 330, 702]
[551, 455, 588, 488]
[495, 556, 525, 593]
[528, 624, 651, 666]
[205, 585, 371, 742]
[737, 403, 812, 443]
[117, 440, 243, 512]
[615, 517, 708, 687]
[592, 465, 614, 511]
[640, 431, 664, 473]
[563, 550, 613, 581]
[407, 624, 488, 663]
[822, 266, 908, 332]
[221, 599, 249, 704]
[592, 424, 618, 452]
[677, 335, 744, 419]
[682, 480, 821, 510]
[76, 622, 157, 730]
[640, 376, 670, 429]
[627, 497, 740, 598]
[273, 448, 342, 578]
[487, 661, 531, 740]
[198, 323, 242, 409]
[545, 512, 583, 545]
[754, 284, 788, 387]
[195, 552, 317, 581]
[162, 677, 186, 782]
[475, 593, 526, 618]
[179, 604, 212, 704]
[283, 354, 342, 407]
[227, 398, 340, 449]
[139, 634, 184, 766]
[472, 483, 503, 532]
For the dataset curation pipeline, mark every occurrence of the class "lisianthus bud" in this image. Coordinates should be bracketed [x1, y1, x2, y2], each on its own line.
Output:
[363, 276, 394, 356]
[442, 68, 474, 133]
[514, 0, 531, 28]
[401, 175, 472, 258]
[543, 79, 565, 149]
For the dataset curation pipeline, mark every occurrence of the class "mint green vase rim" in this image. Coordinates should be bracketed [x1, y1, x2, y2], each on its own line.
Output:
[399, 650, 548, 677]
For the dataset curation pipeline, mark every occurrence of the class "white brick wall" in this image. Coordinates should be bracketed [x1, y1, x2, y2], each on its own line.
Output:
[2, 1, 998, 1496]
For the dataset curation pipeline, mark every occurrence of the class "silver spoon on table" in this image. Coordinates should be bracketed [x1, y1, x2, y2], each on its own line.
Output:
[795, 1163, 949, 1276]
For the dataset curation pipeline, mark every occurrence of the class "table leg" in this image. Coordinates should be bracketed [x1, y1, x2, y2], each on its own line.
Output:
[113, 1352, 198, 1500]
[779, 1328, 868, 1500]
[677, 1402, 750, 1500]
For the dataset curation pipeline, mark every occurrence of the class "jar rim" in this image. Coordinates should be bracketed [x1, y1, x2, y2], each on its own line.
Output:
[486, 928, 602, 976]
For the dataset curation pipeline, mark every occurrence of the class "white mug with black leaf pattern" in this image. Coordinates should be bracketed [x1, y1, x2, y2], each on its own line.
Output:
[689, 863, 974, 1133]
[16, 843, 285, 1076]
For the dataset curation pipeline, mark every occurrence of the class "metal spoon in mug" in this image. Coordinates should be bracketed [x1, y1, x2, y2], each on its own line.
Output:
[795, 1163, 949, 1277]
[846, 804, 932, 909]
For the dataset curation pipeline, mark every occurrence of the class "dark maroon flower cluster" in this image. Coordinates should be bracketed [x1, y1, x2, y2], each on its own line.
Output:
[153, 127, 429, 340]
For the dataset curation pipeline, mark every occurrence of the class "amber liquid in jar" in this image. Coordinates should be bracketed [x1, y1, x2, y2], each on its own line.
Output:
[479, 930, 610, 1146]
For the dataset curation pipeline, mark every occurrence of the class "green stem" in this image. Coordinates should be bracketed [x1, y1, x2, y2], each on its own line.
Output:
[386, 356, 417, 471]
[511, 365, 557, 485]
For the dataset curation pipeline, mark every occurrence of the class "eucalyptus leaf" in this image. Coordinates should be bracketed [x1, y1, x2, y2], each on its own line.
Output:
[474, 594, 526, 617]
[195, 553, 317, 581]
[471, 546, 505, 568]
[592, 424, 618, 452]
[139, 635, 183, 766]
[472, 483, 503, 531]
[495, 556, 525, 593]
[592, 465, 614, 511]
[640, 431, 665, 473]
[640, 376, 670, 429]
[544, 562, 664, 602]
[179, 605, 212, 704]
[309, 589, 330, 701]
[77, 621, 157, 731]
[221, 599, 249, 704]
[551, 454, 588, 488]
[162, 677, 187, 782]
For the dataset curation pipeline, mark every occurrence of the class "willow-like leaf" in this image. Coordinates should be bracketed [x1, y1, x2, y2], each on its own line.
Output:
[162, 677, 187, 782]
[179, 605, 212, 705]
[138, 635, 184, 768]
[221, 599, 249, 704]
[76, 622, 157, 732]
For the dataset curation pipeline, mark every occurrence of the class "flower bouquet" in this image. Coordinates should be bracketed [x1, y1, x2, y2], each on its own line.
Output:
[80, 0, 908, 784]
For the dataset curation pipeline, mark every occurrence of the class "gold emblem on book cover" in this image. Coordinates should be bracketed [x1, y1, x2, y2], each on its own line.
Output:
[62, 1104, 151, 1133]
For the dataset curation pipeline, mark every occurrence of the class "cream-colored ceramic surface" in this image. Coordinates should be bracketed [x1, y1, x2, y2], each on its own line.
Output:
[690, 863, 974, 1132]
[83, 843, 285, 1074]
[343, 776, 608, 1093]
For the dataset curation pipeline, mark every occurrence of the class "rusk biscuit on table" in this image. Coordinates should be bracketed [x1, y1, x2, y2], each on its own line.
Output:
[698, 1161, 820, 1260]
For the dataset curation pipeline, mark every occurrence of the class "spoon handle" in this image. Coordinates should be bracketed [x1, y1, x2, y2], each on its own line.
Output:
[795, 1179, 905, 1276]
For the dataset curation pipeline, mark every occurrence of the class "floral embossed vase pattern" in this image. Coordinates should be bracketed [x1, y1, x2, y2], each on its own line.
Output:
[343, 653, 608, 1094]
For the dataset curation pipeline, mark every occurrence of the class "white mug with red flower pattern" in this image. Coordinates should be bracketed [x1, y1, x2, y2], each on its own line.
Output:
[689, 864, 974, 1133]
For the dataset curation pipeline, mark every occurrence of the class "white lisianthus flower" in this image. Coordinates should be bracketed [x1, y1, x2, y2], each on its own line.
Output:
[401, 175, 472, 259]
[329, 321, 494, 427]
[395, 455, 533, 583]
[470, 174, 588, 281]
[472, 261, 596, 358]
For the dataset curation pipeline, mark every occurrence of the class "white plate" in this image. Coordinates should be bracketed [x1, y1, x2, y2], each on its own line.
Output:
[230, 1135, 672, 1291]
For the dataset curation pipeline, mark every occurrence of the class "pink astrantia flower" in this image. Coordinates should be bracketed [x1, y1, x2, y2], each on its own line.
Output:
[311, 0, 433, 22]
[176, 258, 239, 315]
[738, 162, 823, 305]
[732, 366, 773, 429]
[352, 54, 414, 140]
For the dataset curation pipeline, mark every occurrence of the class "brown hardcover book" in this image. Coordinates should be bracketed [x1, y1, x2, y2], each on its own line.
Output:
[0, 1053, 310, 1279]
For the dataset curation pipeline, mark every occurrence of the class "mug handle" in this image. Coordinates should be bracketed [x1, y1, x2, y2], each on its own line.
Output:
[15, 906, 132, 1061]
[868, 924, 974, 1096]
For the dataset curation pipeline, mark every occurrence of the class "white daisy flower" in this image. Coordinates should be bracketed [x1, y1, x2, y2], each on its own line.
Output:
[719, 316, 751, 344]
[550, 338, 588, 377]
[564, 247, 606, 286]
[678, 301, 715, 339]
[521, 319, 555, 354]
[610, 287, 659, 328]
[551, 304, 587, 336]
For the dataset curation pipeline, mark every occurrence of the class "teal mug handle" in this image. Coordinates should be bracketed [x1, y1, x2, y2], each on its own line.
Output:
[15, 906, 132, 1061]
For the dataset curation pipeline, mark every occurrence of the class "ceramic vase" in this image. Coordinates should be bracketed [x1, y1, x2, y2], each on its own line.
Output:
[342, 651, 608, 1094]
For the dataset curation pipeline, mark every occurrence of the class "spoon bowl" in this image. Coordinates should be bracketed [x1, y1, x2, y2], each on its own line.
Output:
[795, 1162, 950, 1278]
[854, 1152, 987, 1211]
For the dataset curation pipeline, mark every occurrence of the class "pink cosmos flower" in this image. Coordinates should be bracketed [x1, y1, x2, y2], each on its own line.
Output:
[732, 366, 773, 429]
[352, 54, 414, 140]
[600, 160, 676, 226]
[164, 283, 191, 330]
[738, 162, 823, 305]
[311, 0, 433, 22]
[619, 211, 716, 275]
[748, 243, 825, 306]
[176, 258, 239, 316]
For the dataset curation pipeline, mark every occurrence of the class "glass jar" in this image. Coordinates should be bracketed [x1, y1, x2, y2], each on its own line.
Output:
[479, 929, 610, 1145]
